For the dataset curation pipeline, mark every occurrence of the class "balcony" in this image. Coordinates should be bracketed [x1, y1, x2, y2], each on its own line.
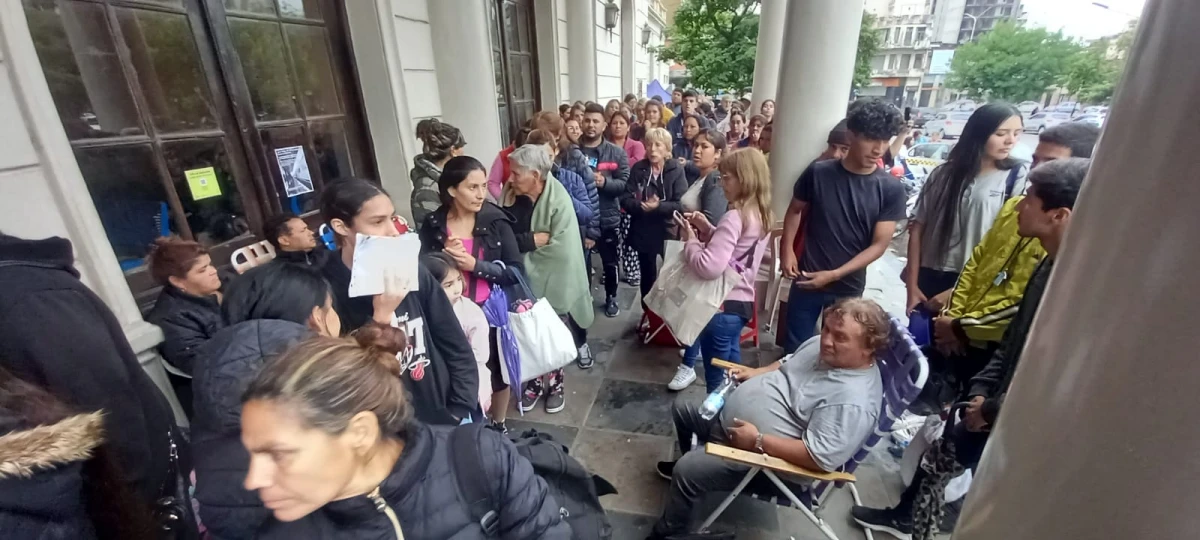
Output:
[881, 39, 932, 50]
[871, 67, 927, 80]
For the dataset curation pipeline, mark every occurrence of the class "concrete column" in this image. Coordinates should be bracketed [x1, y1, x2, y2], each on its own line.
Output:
[956, 1, 1200, 538]
[766, 0, 861, 215]
[567, 0, 597, 102]
[0, 2, 185, 423]
[749, 0, 788, 113]
[620, 0, 636, 96]
[534, 0, 563, 107]
[428, 1, 504, 164]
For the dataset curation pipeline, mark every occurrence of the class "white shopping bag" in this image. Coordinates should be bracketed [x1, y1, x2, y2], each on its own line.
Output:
[499, 298, 577, 384]
[643, 243, 748, 346]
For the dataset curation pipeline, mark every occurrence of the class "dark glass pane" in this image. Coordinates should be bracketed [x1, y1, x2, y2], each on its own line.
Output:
[510, 55, 534, 100]
[515, 103, 535, 131]
[261, 125, 317, 213]
[224, 0, 276, 15]
[285, 25, 340, 116]
[497, 105, 511, 147]
[116, 8, 218, 132]
[492, 49, 506, 103]
[311, 119, 356, 182]
[515, 1, 532, 52]
[486, 0, 501, 51]
[503, 2, 517, 51]
[163, 139, 251, 247]
[75, 145, 174, 266]
[228, 18, 298, 121]
[23, 0, 144, 139]
[277, 0, 321, 19]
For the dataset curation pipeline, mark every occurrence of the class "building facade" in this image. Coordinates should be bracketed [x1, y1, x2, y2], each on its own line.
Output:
[863, 0, 933, 107]
[0, 0, 670, 422]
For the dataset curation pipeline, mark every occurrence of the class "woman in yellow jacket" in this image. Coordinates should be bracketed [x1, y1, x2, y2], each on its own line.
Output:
[928, 196, 1046, 399]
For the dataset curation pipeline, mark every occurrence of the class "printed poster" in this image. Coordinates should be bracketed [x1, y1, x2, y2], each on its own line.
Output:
[274, 145, 314, 197]
[184, 167, 221, 201]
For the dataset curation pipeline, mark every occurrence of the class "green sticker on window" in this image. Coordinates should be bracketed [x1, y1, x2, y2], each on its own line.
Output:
[185, 167, 221, 201]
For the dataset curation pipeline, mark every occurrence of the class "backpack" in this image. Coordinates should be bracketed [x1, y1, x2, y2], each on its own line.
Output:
[450, 425, 617, 539]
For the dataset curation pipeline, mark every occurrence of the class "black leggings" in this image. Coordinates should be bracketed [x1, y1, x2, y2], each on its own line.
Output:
[564, 314, 588, 348]
[637, 245, 662, 298]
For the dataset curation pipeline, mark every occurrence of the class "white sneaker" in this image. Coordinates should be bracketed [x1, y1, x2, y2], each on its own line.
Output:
[667, 364, 697, 391]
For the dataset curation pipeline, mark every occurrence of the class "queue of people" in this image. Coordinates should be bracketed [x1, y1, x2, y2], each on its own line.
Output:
[0, 90, 1104, 540]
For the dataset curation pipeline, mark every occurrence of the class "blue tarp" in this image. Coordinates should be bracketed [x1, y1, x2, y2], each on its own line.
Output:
[647, 79, 672, 102]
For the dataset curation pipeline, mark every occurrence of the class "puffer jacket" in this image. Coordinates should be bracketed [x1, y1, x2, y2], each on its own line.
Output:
[146, 285, 223, 375]
[191, 319, 312, 540]
[551, 165, 596, 230]
[419, 201, 525, 299]
[558, 146, 600, 240]
[578, 140, 630, 232]
[257, 423, 573, 540]
[410, 155, 443, 230]
[943, 197, 1046, 344]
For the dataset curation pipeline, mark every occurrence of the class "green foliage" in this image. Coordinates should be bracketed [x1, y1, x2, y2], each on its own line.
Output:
[853, 12, 882, 89]
[655, 0, 760, 93]
[946, 22, 1079, 102]
[1063, 24, 1135, 104]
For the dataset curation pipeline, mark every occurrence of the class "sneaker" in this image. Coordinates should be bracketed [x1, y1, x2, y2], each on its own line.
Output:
[519, 387, 541, 413]
[851, 505, 913, 540]
[485, 420, 508, 434]
[604, 295, 620, 317]
[545, 392, 565, 414]
[656, 460, 676, 480]
[667, 364, 697, 391]
[576, 344, 595, 369]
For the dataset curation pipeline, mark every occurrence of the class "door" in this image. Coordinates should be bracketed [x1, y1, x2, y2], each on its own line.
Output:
[22, 0, 374, 306]
[487, 0, 540, 145]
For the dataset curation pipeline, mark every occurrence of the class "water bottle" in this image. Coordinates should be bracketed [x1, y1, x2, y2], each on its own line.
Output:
[699, 376, 737, 421]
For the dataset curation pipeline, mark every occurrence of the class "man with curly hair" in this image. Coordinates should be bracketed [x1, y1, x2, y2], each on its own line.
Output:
[779, 99, 908, 354]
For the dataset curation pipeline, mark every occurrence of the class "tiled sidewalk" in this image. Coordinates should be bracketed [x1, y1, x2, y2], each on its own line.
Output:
[505, 252, 918, 539]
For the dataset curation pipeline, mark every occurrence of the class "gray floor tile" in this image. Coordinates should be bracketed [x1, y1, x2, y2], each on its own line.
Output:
[606, 341, 699, 386]
[572, 428, 674, 515]
[608, 510, 657, 538]
[503, 418, 579, 449]
[586, 379, 705, 436]
[509, 373, 603, 428]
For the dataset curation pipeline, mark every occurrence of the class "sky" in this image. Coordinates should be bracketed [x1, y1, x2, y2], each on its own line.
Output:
[1021, 0, 1145, 40]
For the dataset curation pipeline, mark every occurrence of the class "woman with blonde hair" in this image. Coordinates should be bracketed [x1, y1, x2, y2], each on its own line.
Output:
[667, 147, 773, 392]
[620, 127, 688, 299]
[239, 323, 571, 538]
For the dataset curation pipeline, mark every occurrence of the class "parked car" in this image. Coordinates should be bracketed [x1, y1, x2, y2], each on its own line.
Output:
[1024, 112, 1073, 133]
[1072, 114, 1105, 128]
[1082, 106, 1108, 116]
[1052, 101, 1080, 115]
[941, 99, 977, 112]
[910, 107, 936, 128]
[904, 142, 954, 182]
[923, 112, 973, 139]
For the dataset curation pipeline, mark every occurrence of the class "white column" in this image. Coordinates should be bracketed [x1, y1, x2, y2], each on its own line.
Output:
[766, 0, 861, 215]
[0, 2, 185, 423]
[750, 0, 788, 113]
[427, 1, 504, 164]
[534, 0, 563, 107]
[567, 0, 597, 102]
[620, 0, 635, 96]
[957, 1, 1199, 538]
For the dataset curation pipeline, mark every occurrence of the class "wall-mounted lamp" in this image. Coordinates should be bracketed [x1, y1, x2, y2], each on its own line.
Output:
[641, 24, 652, 47]
[604, 1, 619, 40]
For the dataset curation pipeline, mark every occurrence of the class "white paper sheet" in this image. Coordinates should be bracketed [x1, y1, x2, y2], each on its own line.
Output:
[347, 233, 421, 297]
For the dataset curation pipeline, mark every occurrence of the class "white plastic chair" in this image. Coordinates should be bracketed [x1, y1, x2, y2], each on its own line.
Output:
[229, 240, 276, 274]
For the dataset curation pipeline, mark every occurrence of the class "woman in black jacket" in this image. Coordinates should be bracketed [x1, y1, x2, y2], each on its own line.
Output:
[240, 325, 572, 539]
[191, 263, 340, 540]
[419, 155, 523, 430]
[320, 179, 479, 426]
[0, 367, 156, 540]
[145, 237, 224, 418]
[620, 126, 688, 298]
[682, 128, 731, 226]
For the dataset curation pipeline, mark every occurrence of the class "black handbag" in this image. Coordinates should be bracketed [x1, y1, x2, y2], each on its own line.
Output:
[153, 428, 200, 540]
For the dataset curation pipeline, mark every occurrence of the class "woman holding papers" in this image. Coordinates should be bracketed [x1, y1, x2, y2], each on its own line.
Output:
[319, 178, 480, 426]
[502, 144, 593, 416]
[419, 156, 524, 431]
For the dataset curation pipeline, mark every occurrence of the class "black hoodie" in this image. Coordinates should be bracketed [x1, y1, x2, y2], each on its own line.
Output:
[322, 254, 479, 425]
[0, 234, 175, 506]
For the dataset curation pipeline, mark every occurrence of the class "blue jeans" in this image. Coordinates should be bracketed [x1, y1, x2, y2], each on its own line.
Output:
[784, 287, 853, 354]
[682, 312, 749, 392]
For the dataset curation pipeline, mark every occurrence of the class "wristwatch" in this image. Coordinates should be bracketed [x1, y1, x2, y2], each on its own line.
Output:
[754, 433, 765, 454]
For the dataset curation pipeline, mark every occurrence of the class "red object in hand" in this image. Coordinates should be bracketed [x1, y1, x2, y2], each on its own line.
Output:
[392, 216, 409, 234]
[597, 162, 618, 172]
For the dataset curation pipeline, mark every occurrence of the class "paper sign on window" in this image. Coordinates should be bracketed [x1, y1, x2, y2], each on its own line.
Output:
[274, 145, 314, 197]
[185, 167, 221, 201]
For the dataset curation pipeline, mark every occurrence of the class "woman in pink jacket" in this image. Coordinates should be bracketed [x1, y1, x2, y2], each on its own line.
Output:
[669, 147, 773, 392]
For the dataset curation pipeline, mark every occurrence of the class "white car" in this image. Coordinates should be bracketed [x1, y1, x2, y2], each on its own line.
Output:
[1072, 114, 1105, 128]
[1082, 106, 1108, 116]
[905, 142, 954, 180]
[1024, 112, 1072, 133]
[923, 112, 973, 139]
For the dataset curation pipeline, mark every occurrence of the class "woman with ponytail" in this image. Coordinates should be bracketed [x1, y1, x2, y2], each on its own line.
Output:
[240, 326, 572, 539]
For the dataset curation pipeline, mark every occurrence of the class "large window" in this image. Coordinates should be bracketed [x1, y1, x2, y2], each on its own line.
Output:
[24, 0, 373, 304]
[487, 0, 541, 145]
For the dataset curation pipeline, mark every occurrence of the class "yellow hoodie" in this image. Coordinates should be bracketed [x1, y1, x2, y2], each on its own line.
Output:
[944, 197, 1047, 344]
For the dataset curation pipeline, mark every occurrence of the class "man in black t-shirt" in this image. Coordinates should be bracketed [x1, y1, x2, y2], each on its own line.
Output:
[779, 100, 907, 353]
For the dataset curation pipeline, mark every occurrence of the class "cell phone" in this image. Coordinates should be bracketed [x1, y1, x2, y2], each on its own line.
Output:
[904, 107, 912, 122]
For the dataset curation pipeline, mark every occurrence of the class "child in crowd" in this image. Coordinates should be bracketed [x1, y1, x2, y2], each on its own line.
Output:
[422, 252, 491, 414]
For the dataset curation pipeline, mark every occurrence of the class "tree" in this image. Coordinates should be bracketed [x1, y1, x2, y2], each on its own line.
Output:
[1063, 22, 1136, 104]
[655, 0, 759, 93]
[853, 13, 882, 90]
[946, 22, 1079, 102]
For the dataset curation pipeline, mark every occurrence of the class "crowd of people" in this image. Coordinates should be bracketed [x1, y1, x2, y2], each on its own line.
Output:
[0, 87, 1103, 539]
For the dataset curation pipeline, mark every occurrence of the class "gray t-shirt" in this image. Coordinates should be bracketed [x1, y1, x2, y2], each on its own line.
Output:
[721, 337, 882, 471]
[915, 165, 1029, 272]
[794, 159, 908, 296]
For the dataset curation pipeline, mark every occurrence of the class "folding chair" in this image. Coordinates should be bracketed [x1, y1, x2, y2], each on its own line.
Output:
[230, 240, 276, 273]
[698, 316, 928, 540]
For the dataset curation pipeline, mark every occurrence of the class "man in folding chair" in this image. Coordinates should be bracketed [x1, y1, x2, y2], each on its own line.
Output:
[649, 298, 889, 539]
